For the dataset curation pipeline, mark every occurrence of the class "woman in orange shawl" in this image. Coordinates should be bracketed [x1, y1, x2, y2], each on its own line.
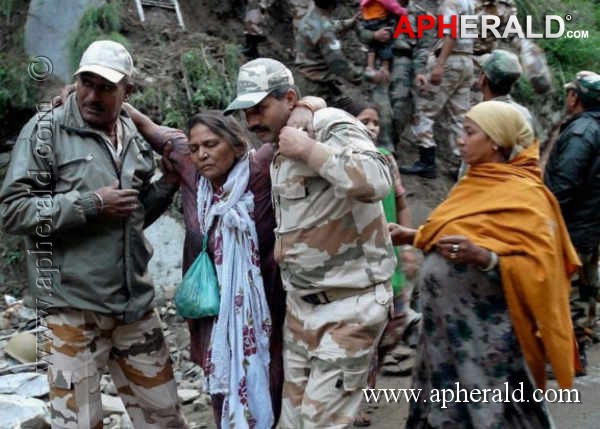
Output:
[390, 101, 580, 428]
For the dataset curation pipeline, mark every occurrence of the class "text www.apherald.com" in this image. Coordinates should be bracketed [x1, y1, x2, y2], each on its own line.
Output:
[363, 382, 581, 409]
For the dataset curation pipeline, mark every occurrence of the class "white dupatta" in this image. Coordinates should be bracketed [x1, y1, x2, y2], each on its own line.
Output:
[197, 155, 273, 429]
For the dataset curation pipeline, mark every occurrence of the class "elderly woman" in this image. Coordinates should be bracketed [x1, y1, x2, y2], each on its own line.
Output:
[390, 101, 580, 428]
[128, 108, 285, 429]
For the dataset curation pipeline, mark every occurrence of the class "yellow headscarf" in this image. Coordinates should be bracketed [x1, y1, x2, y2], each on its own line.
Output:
[466, 101, 533, 160]
[414, 142, 581, 389]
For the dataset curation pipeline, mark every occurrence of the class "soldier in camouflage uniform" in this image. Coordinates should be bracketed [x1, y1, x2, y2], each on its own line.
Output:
[357, 0, 436, 153]
[0, 41, 187, 428]
[295, 0, 386, 109]
[457, 49, 536, 177]
[479, 49, 535, 128]
[471, 0, 552, 102]
[400, 0, 475, 179]
[225, 58, 396, 428]
[243, 0, 313, 58]
[471, 0, 517, 103]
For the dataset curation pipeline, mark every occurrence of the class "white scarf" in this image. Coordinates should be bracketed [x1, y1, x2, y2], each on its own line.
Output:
[198, 155, 273, 429]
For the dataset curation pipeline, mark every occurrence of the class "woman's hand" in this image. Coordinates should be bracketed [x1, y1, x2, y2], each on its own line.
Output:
[388, 223, 417, 246]
[436, 235, 491, 267]
[161, 141, 180, 184]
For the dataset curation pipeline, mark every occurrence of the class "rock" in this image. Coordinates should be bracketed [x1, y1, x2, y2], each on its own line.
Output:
[0, 394, 50, 429]
[24, 0, 106, 82]
[0, 373, 49, 397]
[178, 388, 201, 404]
[101, 394, 127, 415]
[145, 215, 185, 302]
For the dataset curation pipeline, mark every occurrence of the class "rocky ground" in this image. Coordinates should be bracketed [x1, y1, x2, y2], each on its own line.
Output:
[2, 213, 600, 428]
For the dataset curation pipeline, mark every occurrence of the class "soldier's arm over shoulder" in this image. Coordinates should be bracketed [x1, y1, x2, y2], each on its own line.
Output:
[304, 111, 392, 202]
[318, 31, 363, 84]
[0, 117, 99, 235]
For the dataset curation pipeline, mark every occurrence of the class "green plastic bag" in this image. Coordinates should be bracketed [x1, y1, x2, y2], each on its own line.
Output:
[175, 236, 220, 318]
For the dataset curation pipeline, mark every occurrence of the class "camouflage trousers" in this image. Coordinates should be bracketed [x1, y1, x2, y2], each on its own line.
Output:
[372, 55, 416, 152]
[46, 309, 188, 429]
[572, 246, 600, 326]
[412, 54, 473, 151]
[279, 283, 391, 428]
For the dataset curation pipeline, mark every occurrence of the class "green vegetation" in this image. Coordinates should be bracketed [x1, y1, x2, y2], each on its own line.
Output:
[69, 1, 128, 73]
[515, 0, 600, 88]
[0, 0, 18, 23]
[0, 54, 39, 133]
[130, 43, 241, 130]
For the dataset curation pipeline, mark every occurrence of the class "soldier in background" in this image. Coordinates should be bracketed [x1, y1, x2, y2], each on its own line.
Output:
[544, 71, 600, 372]
[478, 49, 535, 130]
[357, 0, 436, 153]
[243, 0, 314, 58]
[400, 0, 475, 179]
[295, 0, 386, 108]
[471, 0, 517, 103]
[471, 0, 552, 102]
[457, 49, 536, 178]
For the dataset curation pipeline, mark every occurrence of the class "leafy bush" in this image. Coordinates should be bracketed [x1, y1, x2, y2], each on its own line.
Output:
[0, 54, 39, 133]
[516, 0, 600, 86]
[130, 43, 240, 130]
[0, 0, 18, 23]
[69, 1, 128, 73]
[182, 43, 240, 112]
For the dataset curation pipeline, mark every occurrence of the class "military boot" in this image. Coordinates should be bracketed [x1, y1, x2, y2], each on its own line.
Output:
[399, 147, 438, 179]
[241, 34, 265, 60]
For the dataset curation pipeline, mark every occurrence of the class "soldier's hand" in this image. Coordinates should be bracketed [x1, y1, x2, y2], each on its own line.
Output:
[51, 84, 76, 107]
[370, 69, 390, 85]
[288, 106, 315, 138]
[374, 27, 392, 43]
[96, 181, 140, 218]
[278, 126, 316, 161]
[415, 74, 427, 88]
[161, 141, 180, 184]
[430, 64, 444, 86]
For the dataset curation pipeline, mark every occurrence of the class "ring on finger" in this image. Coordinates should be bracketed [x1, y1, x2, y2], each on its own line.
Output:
[451, 244, 459, 252]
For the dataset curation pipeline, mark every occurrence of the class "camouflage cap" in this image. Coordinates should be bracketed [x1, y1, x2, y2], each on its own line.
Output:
[482, 49, 522, 86]
[564, 71, 600, 103]
[224, 58, 294, 114]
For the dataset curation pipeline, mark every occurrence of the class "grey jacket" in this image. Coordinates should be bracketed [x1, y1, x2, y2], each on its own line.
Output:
[0, 94, 177, 322]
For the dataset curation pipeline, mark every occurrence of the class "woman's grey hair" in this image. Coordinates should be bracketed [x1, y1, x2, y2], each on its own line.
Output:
[187, 110, 250, 156]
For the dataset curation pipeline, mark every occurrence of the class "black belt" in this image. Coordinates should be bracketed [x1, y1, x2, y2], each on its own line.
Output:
[393, 49, 413, 58]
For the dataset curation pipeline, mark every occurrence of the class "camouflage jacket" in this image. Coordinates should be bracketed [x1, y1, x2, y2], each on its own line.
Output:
[436, 0, 475, 55]
[357, 4, 435, 75]
[295, 6, 363, 84]
[271, 108, 396, 293]
[473, 0, 517, 54]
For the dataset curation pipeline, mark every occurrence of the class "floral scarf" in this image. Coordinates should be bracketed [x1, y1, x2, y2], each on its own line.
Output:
[198, 155, 273, 428]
